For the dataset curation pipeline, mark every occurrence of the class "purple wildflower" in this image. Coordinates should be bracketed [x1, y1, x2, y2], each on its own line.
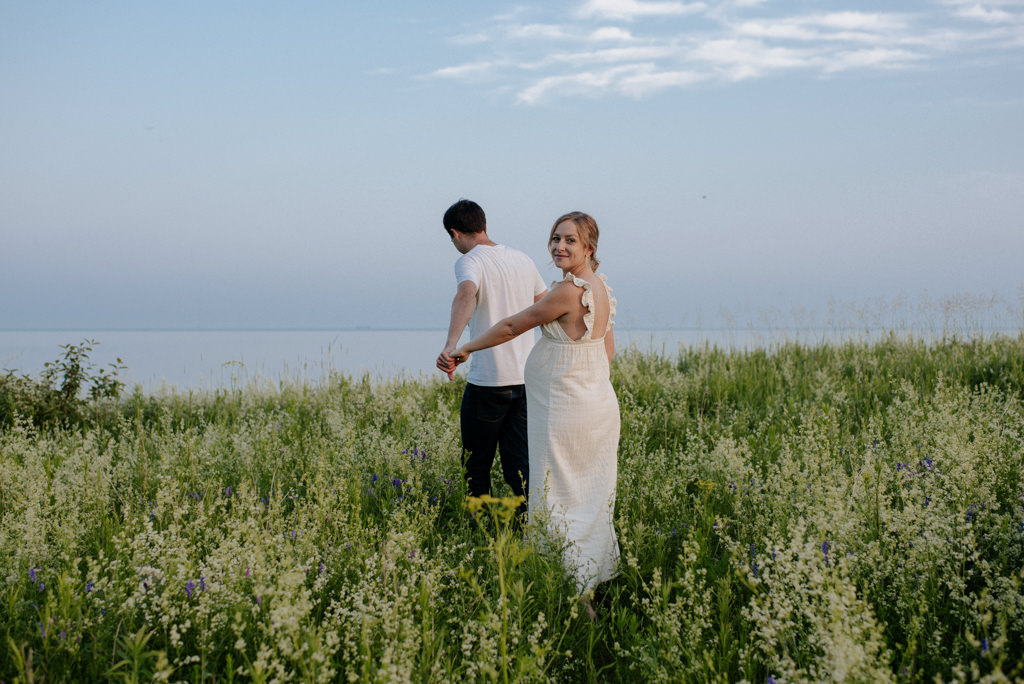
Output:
[185, 579, 195, 599]
[86, 581, 94, 594]
[199, 576, 206, 592]
[982, 637, 989, 652]
[29, 567, 37, 583]
[225, 486, 232, 496]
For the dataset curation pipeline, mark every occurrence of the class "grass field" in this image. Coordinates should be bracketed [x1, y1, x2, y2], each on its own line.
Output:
[2, 333, 1024, 682]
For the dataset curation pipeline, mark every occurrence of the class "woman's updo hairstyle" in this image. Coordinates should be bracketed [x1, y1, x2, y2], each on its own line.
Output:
[550, 211, 600, 270]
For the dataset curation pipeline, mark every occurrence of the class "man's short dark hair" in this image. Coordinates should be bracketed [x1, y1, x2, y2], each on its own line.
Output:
[443, 199, 486, 237]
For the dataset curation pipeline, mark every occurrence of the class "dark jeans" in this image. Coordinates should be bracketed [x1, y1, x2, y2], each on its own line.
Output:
[460, 382, 529, 500]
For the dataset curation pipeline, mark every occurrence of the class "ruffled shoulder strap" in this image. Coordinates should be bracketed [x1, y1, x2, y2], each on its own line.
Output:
[558, 272, 615, 336]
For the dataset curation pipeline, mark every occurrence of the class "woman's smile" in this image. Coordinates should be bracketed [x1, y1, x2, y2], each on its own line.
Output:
[549, 220, 591, 272]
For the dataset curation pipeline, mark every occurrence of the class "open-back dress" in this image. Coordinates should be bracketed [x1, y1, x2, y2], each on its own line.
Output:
[524, 272, 620, 592]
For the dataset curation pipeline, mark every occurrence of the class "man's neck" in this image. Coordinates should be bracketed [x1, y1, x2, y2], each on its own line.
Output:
[466, 233, 497, 249]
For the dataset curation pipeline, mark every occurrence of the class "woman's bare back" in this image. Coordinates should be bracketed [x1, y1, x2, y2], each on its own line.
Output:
[555, 274, 610, 342]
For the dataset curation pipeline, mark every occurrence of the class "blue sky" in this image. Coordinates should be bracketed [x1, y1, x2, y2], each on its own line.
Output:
[2, 0, 1023, 331]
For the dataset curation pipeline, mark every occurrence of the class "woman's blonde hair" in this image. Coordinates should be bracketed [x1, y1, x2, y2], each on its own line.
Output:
[549, 211, 600, 270]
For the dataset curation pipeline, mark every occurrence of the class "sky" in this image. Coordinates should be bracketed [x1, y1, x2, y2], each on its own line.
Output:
[2, 0, 1023, 332]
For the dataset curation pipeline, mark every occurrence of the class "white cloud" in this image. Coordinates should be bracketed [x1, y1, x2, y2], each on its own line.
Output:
[821, 47, 924, 73]
[517, 66, 632, 104]
[589, 26, 637, 41]
[576, 0, 707, 21]
[690, 38, 812, 79]
[516, 62, 704, 102]
[618, 65, 706, 95]
[423, 1, 1024, 104]
[546, 44, 680, 65]
[812, 11, 906, 32]
[507, 23, 576, 40]
[734, 12, 909, 44]
[429, 61, 501, 80]
[956, 4, 1015, 23]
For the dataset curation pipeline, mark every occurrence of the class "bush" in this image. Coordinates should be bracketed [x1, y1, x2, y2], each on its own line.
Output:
[0, 339, 126, 430]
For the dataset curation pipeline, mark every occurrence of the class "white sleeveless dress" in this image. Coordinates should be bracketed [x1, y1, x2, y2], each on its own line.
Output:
[524, 272, 620, 592]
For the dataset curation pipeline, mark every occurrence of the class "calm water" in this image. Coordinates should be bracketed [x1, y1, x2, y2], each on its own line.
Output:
[0, 326, 1017, 393]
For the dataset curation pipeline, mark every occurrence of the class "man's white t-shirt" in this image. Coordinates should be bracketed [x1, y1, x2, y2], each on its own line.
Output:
[455, 244, 547, 387]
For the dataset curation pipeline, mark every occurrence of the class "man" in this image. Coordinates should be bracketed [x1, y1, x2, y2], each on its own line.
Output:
[436, 199, 547, 501]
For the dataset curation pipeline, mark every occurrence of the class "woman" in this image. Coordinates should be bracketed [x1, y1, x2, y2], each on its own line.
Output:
[450, 212, 620, 612]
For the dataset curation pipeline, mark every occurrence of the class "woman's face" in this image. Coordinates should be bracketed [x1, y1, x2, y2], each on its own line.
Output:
[550, 220, 591, 272]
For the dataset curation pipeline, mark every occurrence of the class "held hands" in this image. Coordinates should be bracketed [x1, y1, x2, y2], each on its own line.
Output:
[436, 346, 470, 381]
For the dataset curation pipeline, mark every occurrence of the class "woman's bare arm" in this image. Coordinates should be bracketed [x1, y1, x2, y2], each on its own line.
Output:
[604, 326, 615, 363]
[451, 283, 576, 362]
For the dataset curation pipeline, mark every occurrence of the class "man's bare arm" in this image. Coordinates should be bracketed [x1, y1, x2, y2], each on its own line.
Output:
[436, 280, 478, 375]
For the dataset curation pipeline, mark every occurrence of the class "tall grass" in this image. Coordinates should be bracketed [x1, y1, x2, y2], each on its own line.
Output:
[2, 334, 1023, 682]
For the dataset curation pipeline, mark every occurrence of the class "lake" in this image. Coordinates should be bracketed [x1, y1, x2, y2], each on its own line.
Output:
[1, 325, 1017, 393]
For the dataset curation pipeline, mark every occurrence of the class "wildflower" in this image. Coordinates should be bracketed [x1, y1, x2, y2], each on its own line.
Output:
[371, 473, 379, 484]
[982, 637, 989, 652]
[86, 581, 94, 594]
[185, 580, 195, 598]
[768, 677, 777, 684]
[821, 540, 830, 564]
[225, 486, 232, 496]
[245, 567, 251, 577]
[199, 576, 206, 591]
[28, 567, 37, 583]
[255, 595, 262, 604]
[38, 582, 45, 593]
[319, 562, 325, 574]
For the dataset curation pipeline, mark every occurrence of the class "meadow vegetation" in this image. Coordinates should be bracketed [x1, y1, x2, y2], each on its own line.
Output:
[2, 333, 1023, 682]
